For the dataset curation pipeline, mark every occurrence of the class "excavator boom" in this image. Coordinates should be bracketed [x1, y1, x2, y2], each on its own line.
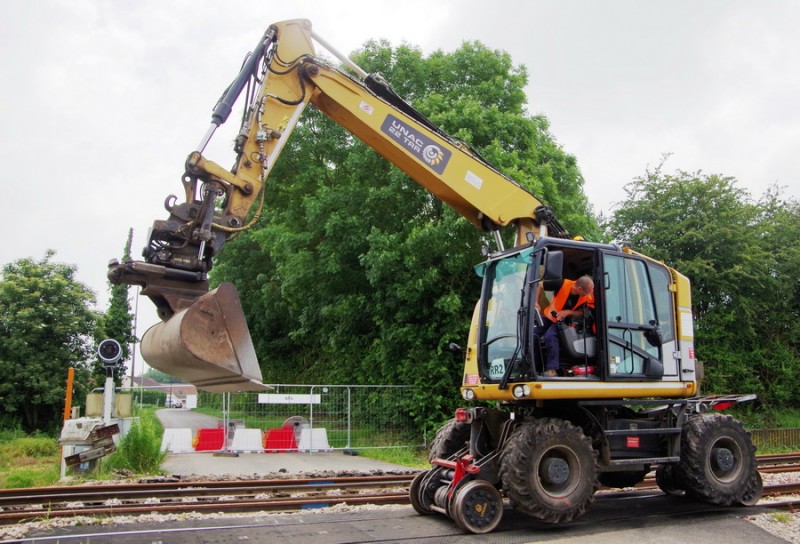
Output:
[109, 19, 563, 391]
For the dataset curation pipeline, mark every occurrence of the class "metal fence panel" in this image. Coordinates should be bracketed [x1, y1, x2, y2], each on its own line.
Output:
[196, 384, 424, 452]
[749, 428, 800, 450]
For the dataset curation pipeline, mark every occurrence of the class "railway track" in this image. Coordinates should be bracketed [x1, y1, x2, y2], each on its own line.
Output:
[1, 453, 799, 526]
[0, 474, 415, 524]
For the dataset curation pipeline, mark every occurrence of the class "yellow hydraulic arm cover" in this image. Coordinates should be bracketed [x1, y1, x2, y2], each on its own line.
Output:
[190, 19, 550, 248]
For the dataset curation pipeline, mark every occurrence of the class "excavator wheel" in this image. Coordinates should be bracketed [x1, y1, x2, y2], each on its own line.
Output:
[677, 413, 757, 506]
[428, 419, 470, 463]
[499, 418, 597, 524]
[655, 464, 685, 496]
[449, 480, 504, 534]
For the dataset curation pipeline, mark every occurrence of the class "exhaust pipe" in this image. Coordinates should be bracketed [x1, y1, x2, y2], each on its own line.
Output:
[141, 283, 269, 392]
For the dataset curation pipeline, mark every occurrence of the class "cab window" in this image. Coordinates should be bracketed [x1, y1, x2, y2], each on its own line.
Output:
[603, 255, 658, 375]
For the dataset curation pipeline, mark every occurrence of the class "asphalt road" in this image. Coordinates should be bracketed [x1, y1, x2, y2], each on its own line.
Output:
[156, 408, 220, 431]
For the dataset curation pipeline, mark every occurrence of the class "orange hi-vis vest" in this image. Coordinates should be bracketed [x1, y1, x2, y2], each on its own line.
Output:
[544, 279, 595, 323]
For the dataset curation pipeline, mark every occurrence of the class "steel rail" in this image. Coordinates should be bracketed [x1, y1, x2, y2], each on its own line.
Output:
[0, 474, 415, 508]
[0, 473, 415, 499]
[0, 490, 411, 524]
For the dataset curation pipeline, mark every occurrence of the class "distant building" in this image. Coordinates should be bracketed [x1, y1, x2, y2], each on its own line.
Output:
[122, 376, 198, 409]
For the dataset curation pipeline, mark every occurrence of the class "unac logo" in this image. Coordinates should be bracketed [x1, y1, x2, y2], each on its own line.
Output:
[422, 144, 444, 167]
[380, 114, 452, 174]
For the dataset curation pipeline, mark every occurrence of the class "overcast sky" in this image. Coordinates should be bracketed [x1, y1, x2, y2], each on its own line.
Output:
[2, 1, 798, 373]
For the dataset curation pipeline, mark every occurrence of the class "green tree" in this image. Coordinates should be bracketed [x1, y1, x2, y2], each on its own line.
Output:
[142, 368, 185, 384]
[212, 40, 599, 429]
[94, 229, 135, 385]
[606, 167, 800, 407]
[607, 165, 764, 320]
[0, 251, 96, 432]
[746, 187, 800, 405]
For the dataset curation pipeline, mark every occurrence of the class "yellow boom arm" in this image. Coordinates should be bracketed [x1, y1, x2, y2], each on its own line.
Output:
[108, 19, 564, 391]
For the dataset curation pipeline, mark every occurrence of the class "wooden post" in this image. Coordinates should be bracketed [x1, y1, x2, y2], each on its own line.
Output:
[61, 367, 75, 479]
[63, 367, 75, 421]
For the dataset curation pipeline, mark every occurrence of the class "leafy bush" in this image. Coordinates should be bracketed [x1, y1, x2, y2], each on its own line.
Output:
[104, 418, 165, 474]
[132, 389, 168, 407]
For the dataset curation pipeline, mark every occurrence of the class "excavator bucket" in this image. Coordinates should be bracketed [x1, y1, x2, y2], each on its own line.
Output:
[140, 283, 269, 392]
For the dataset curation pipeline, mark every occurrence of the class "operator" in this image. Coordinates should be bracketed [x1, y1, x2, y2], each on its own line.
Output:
[535, 275, 595, 377]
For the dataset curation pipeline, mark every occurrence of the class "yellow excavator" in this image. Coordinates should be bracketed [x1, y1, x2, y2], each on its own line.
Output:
[108, 19, 761, 534]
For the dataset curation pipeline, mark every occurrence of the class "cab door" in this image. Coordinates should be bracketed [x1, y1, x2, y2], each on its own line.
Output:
[601, 253, 666, 378]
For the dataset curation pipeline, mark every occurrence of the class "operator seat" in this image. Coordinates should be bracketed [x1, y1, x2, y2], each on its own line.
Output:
[557, 321, 596, 362]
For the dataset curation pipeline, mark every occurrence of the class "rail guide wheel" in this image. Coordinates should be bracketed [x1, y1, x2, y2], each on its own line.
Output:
[449, 480, 504, 534]
[409, 470, 436, 515]
[738, 470, 763, 506]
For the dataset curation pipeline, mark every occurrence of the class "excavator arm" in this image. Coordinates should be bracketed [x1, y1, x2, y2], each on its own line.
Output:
[108, 19, 565, 391]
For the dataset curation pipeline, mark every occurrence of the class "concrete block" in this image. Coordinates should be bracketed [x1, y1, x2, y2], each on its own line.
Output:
[161, 428, 193, 453]
[230, 429, 264, 453]
[298, 428, 331, 452]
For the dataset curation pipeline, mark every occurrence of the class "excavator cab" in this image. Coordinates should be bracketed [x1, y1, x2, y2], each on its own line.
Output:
[468, 235, 681, 392]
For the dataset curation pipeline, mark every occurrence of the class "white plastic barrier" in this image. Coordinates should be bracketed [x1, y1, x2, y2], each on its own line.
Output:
[297, 428, 331, 452]
[161, 428, 193, 453]
[230, 429, 264, 453]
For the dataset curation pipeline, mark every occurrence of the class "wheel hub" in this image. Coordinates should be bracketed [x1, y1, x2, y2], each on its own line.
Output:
[540, 457, 570, 485]
[711, 447, 735, 474]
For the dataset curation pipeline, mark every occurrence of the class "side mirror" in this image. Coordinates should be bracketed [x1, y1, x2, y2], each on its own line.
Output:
[543, 250, 563, 281]
[644, 356, 664, 378]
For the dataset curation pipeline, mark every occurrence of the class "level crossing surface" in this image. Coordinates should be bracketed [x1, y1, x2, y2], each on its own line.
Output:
[20, 490, 788, 543]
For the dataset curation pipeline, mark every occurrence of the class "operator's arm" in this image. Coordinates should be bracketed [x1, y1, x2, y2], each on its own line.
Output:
[553, 308, 582, 321]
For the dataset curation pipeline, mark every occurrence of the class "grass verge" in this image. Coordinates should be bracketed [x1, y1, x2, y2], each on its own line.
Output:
[0, 431, 61, 488]
[355, 446, 429, 468]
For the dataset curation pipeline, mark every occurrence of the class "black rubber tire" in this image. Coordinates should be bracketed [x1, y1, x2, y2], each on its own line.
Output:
[450, 480, 504, 534]
[429, 419, 470, 463]
[677, 413, 757, 505]
[499, 418, 597, 524]
[598, 469, 649, 489]
[655, 464, 685, 496]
